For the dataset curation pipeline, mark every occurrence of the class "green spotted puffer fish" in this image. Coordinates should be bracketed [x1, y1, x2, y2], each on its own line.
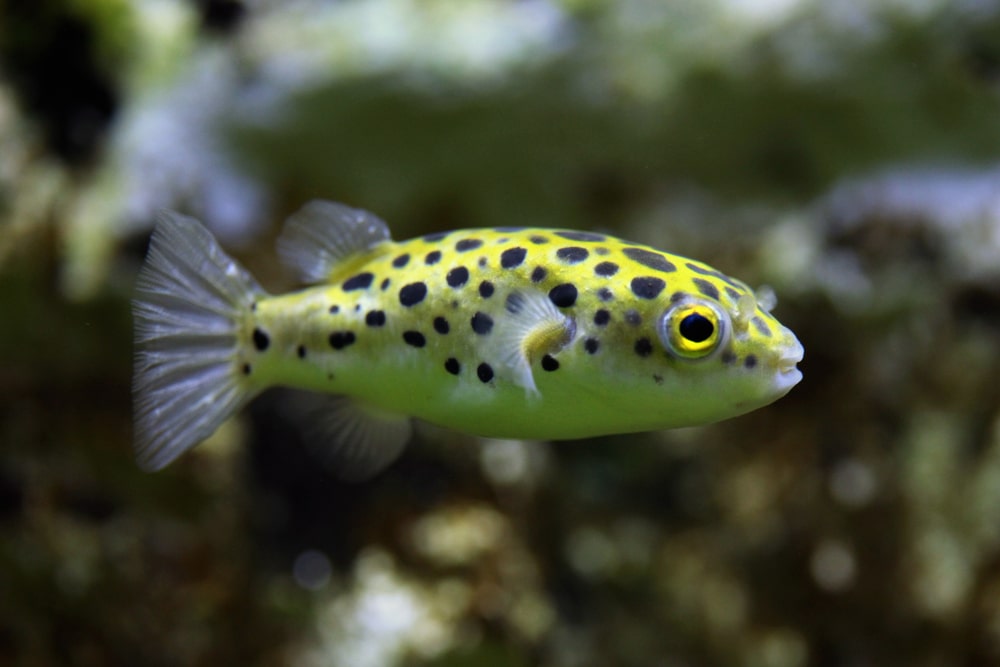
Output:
[133, 201, 803, 475]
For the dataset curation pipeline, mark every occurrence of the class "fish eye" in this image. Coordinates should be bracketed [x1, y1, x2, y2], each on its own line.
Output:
[679, 313, 714, 343]
[659, 300, 726, 360]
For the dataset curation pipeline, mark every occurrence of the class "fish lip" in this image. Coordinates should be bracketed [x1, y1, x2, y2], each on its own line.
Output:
[779, 336, 804, 369]
[774, 338, 804, 390]
[777, 365, 803, 385]
[778, 356, 801, 375]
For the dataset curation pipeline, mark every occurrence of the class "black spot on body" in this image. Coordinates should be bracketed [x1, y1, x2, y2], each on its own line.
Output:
[380, 278, 391, 291]
[478, 256, 488, 268]
[670, 292, 686, 303]
[594, 261, 619, 277]
[631, 276, 666, 299]
[584, 338, 600, 354]
[634, 338, 653, 357]
[594, 247, 610, 256]
[434, 316, 450, 334]
[297, 345, 306, 359]
[329, 305, 340, 314]
[541, 354, 560, 371]
[399, 282, 428, 307]
[445, 358, 460, 375]
[500, 247, 527, 269]
[531, 266, 547, 283]
[403, 331, 426, 348]
[556, 231, 606, 242]
[425, 250, 442, 265]
[549, 283, 578, 308]
[594, 309, 611, 326]
[653, 374, 664, 385]
[251, 302, 257, 312]
[721, 350, 737, 365]
[242, 363, 252, 375]
[424, 232, 449, 242]
[392, 253, 410, 268]
[329, 331, 356, 349]
[471, 312, 494, 335]
[685, 262, 714, 277]
[744, 355, 758, 369]
[623, 247, 677, 273]
[556, 247, 589, 264]
[625, 310, 642, 326]
[530, 235, 549, 245]
[692, 278, 720, 301]
[252, 327, 270, 351]
[479, 281, 495, 298]
[597, 288, 614, 302]
[447, 266, 470, 288]
[477, 363, 494, 383]
[342, 272, 375, 291]
[752, 316, 773, 337]
[365, 310, 386, 327]
[456, 238, 483, 252]
[685, 262, 744, 291]
[725, 286, 743, 301]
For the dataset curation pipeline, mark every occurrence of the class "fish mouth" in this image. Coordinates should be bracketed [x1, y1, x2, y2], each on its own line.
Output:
[774, 337, 804, 393]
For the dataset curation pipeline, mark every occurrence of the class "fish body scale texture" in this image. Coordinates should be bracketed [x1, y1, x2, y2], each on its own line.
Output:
[243, 227, 799, 440]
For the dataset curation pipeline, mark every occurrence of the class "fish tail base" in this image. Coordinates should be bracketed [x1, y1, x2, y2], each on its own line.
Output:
[132, 212, 265, 470]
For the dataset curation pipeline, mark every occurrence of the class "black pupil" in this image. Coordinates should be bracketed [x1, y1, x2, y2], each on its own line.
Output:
[679, 313, 714, 343]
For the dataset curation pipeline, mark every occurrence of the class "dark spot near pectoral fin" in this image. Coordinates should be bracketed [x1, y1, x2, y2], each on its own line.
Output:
[548, 284, 578, 308]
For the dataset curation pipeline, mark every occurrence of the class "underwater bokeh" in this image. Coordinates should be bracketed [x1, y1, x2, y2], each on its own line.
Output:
[2, 1, 1000, 665]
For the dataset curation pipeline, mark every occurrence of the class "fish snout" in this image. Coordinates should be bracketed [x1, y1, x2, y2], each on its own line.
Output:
[773, 331, 804, 393]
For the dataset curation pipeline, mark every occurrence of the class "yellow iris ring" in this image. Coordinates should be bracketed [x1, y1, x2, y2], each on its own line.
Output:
[667, 303, 723, 359]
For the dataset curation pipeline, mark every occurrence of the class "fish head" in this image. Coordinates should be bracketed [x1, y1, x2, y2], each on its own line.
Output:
[651, 281, 804, 421]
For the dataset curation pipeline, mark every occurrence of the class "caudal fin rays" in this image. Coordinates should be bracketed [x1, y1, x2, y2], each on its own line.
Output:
[133, 212, 265, 471]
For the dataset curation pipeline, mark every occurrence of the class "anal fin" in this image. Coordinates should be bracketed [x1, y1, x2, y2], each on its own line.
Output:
[288, 392, 412, 481]
[495, 290, 576, 395]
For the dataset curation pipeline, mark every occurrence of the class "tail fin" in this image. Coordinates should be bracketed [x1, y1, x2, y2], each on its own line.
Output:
[132, 212, 265, 471]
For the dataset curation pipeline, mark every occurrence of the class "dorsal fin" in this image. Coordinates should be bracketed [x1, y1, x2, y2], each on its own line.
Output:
[494, 289, 576, 396]
[277, 200, 392, 284]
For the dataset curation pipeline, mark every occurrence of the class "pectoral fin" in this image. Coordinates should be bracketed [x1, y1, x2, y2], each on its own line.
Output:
[494, 290, 576, 395]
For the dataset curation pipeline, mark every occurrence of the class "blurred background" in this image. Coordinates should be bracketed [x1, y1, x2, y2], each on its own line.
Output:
[3, 0, 1000, 665]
